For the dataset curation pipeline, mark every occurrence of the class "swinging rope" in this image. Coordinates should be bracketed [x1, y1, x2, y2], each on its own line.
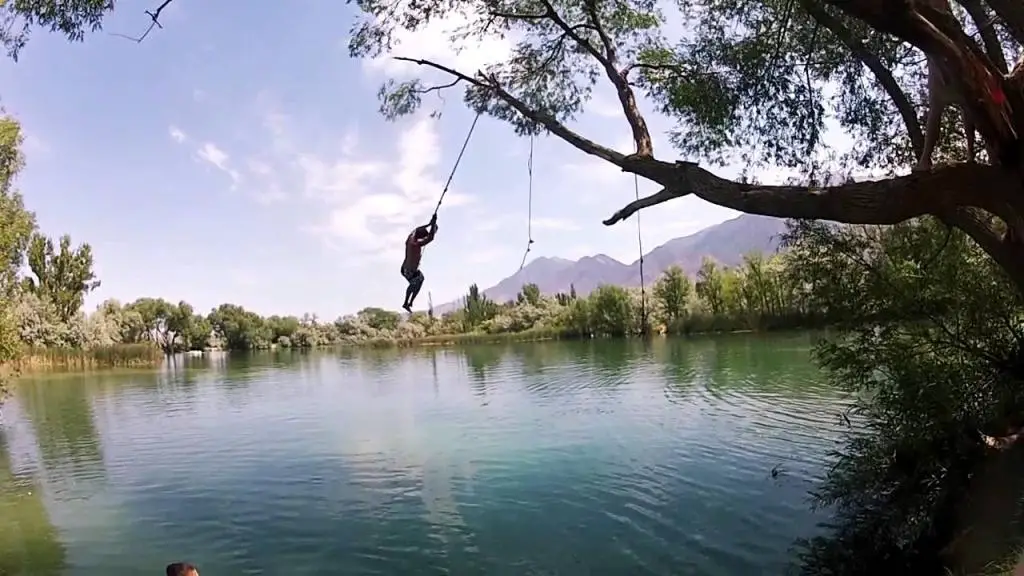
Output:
[634, 173, 648, 334]
[433, 111, 482, 217]
[518, 134, 536, 272]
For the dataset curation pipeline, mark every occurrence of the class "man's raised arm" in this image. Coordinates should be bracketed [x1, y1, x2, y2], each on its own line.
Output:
[416, 214, 438, 246]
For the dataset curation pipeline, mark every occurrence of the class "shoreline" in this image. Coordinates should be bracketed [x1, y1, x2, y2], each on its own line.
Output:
[10, 326, 818, 374]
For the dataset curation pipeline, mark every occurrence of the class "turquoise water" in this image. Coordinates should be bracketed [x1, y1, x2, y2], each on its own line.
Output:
[0, 335, 848, 575]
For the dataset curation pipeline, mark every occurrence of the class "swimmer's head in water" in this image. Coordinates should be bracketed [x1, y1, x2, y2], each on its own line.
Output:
[166, 563, 199, 576]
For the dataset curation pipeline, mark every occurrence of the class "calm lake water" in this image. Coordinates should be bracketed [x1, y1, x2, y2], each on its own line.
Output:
[0, 334, 850, 575]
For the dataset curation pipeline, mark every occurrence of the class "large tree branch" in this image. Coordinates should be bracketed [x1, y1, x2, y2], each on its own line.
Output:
[582, 0, 616, 59]
[603, 162, 1020, 229]
[530, 0, 654, 156]
[982, 0, 1024, 46]
[823, 0, 1017, 156]
[392, 56, 632, 169]
[801, 0, 924, 157]
[957, 0, 1008, 72]
[941, 207, 1024, 290]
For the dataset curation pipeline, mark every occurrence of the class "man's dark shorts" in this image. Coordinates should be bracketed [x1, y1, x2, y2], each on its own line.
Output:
[401, 264, 424, 289]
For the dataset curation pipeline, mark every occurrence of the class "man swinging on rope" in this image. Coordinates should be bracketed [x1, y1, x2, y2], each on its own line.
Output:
[401, 213, 438, 312]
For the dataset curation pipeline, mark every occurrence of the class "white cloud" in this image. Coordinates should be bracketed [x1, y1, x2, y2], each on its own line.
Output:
[169, 125, 187, 144]
[246, 158, 273, 177]
[361, 8, 514, 78]
[308, 117, 474, 258]
[471, 217, 503, 233]
[196, 141, 241, 187]
[254, 184, 287, 206]
[467, 246, 511, 265]
[198, 142, 228, 169]
[532, 217, 580, 231]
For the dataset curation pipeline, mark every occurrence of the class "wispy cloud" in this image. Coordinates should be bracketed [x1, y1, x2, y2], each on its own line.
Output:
[361, 10, 514, 79]
[168, 125, 187, 144]
[304, 116, 475, 262]
[532, 217, 580, 231]
[196, 142, 241, 187]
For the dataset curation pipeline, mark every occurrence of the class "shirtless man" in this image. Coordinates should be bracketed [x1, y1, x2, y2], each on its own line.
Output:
[401, 213, 438, 312]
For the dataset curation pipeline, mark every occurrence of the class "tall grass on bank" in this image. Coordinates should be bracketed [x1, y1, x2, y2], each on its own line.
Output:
[346, 313, 827, 350]
[360, 326, 569, 348]
[16, 343, 163, 370]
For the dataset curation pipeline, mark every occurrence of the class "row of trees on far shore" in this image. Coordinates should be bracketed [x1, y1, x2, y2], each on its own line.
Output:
[1, 215, 827, 360]
[11, 251, 823, 355]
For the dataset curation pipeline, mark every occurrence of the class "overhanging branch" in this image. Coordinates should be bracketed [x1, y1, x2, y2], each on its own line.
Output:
[392, 56, 630, 168]
[603, 162, 1020, 228]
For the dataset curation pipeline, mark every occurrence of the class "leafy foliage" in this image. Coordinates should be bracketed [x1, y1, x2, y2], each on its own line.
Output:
[653, 265, 690, 331]
[23, 232, 100, 323]
[0, 116, 35, 398]
[0, 0, 114, 61]
[783, 218, 1024, 574]
[347, 0, 1001, 174]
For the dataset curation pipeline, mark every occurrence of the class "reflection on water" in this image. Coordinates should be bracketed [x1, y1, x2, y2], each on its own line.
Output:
[0, 427, 66, 575]
[0, 333, 849, 575]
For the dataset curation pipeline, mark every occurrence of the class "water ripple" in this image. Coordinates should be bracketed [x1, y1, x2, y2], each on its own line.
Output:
[1, 336, 849, 575]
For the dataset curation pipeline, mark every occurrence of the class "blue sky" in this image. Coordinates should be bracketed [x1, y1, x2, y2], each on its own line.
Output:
[0, 2, 797, 319]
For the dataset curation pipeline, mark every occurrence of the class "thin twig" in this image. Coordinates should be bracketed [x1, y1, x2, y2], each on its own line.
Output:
[109, 0, 176, 43]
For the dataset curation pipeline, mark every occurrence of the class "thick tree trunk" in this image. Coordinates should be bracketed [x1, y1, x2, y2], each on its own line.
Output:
[944, 438, 1024, 574]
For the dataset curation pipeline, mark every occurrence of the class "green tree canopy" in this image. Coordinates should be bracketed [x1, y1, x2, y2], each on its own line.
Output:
[0, 116, 36, 395]
[23, 233, 100, 323]
[345, 0, 1024, 292]
[653, 265, 690, 327]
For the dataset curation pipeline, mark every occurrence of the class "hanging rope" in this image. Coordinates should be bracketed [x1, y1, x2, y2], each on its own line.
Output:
[634, 173, 648, 334]
[433, 111, 482, 217]
[518, 134, 535, 272]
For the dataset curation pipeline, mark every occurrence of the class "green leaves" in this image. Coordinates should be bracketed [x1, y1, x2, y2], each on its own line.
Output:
[23, 232, 99, 324]
[0, 0, 115, 60]
[784, 218, 1024, 572]
[652, 265, 690, 327]
[0, 116, 35, 399]
[353, 0, 1017, 181]
[351, 0, 668, 136]
[463, 283, 498, 329]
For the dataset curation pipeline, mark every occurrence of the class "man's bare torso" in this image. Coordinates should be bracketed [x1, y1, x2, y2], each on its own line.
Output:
[404, 234, 422, 271]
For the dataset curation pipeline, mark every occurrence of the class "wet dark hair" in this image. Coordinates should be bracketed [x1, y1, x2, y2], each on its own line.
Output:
[166, 563, 198, 576]
[414, 226, 430, 239]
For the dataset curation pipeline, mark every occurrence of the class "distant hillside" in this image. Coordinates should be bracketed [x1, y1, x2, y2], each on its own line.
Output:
[436, 214, 788, 313]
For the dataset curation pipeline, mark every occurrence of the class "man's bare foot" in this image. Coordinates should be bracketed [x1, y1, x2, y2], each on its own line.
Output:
[402, 303, 412, 313]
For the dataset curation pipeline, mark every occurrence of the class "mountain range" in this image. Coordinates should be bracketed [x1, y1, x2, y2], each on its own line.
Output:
[436, 213, 789, 313]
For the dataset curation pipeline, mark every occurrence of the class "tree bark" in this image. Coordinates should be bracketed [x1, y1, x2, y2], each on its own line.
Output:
[603, 161, 1016, 226]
